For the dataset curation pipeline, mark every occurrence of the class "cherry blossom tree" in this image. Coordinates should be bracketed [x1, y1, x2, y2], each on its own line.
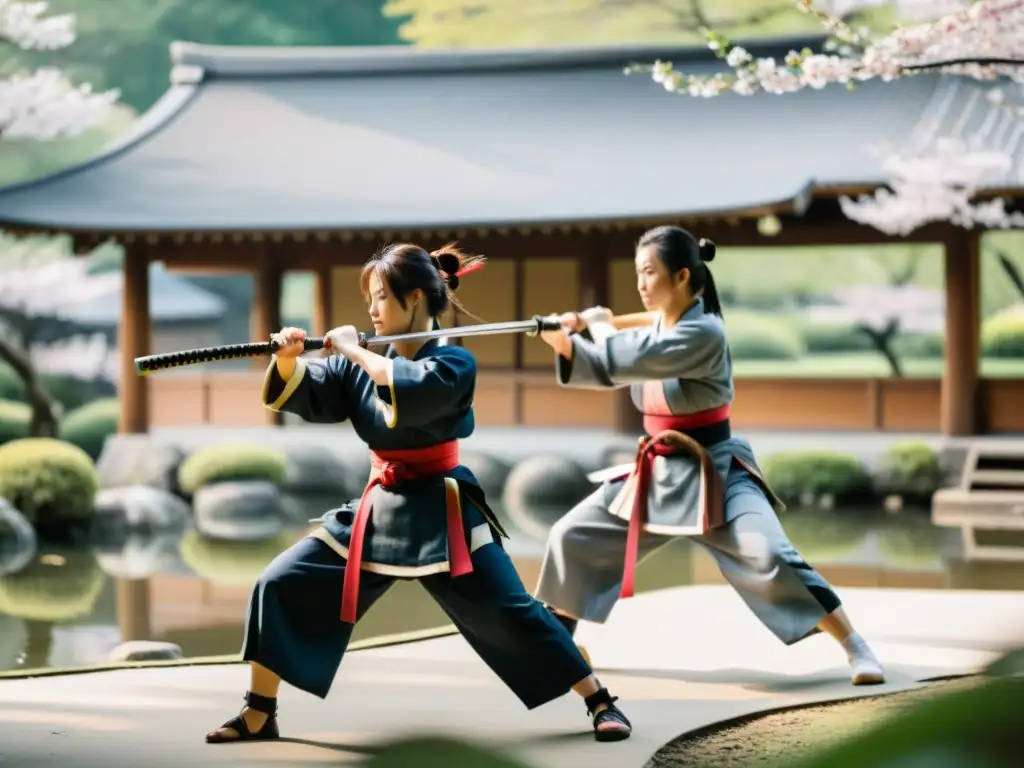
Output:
[630, 0, 1024, 234]
[634, 0, 1024, 97]
[1, 1, 118, 140]
[0, 2, 118, 436]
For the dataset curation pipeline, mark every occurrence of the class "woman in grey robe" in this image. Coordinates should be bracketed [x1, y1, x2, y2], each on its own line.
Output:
[534, 225, 885, 686]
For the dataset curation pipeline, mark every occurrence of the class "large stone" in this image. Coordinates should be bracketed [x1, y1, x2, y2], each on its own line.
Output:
[193, 480, 286, 541]
[91, 486, 191, 540]
[502, 455, 592, 540]
[460, 451, 511, 500]
[93, 532, 183, 580]
[0, 499, 37, 577]
[96, 435, 186, 494]
[108, 640, 183, 663]
[283, 443, 362, 498]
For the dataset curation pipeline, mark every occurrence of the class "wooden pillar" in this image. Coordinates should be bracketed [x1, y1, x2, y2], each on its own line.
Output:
[118, 245, 150, 433]
[941, 228, 981, 436]
[252, 256, 283, 425]
[512, 256, 525, 424]
[312, 266, 333, 337]
[582, 237, 640, 434]
[251, 258, 283, 361]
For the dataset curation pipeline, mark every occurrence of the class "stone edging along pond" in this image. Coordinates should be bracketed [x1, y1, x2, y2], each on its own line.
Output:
[0, 624, 461, 680]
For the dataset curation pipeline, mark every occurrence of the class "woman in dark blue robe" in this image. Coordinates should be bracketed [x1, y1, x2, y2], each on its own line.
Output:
[206, 243, 632, 744]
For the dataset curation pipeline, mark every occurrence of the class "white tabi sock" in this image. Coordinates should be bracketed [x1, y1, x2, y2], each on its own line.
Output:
[840, 631, 872, 659]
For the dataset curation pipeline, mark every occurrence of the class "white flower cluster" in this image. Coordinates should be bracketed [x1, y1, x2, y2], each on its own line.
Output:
[0, 0, 73, 48]
[1, 1, 117, 140]
[636, 0, 1024, 97]
[839, 139, 1024, 235]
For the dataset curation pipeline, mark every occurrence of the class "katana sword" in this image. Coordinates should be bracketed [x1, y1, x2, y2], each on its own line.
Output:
[133, 315, 563, 375]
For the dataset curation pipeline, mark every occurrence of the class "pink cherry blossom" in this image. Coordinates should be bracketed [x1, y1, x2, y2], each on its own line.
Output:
[1, 1, 119, 140]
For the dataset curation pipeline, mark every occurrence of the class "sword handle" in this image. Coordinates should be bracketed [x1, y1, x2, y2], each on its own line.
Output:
[527, 315, 564, 336]
[268, 337, 326, 353]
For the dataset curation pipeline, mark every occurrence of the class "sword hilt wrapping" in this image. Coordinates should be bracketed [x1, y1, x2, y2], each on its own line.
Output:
[134, 337, 325, 375]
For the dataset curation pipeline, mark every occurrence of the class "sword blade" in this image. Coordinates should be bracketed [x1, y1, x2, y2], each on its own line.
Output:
[364, 318, 541, 347]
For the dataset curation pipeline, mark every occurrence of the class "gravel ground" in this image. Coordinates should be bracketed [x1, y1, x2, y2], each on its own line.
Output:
[646, 678, 979, 768]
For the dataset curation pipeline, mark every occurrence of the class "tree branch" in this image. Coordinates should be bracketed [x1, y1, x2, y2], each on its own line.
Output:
[855, 318, 903, 378]
[903, 57, 1024, 71]
[0, 336, 60, 438]
[997, 251, 1024, 299]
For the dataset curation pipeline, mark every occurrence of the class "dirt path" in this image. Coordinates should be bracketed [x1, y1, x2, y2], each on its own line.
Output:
[647, 678, 978, 768]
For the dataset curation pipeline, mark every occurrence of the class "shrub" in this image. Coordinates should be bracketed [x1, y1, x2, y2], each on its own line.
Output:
[179, 531, 292, 587]
[892, 331, 945, 360]
[875, 441, 945, 502]
[0, 399, 30, 446]
[762, 450, 874, 505]
[178, 444, 288, 496]
[0, 438, 99, 531]
[59, 398, 120, 461]
[0, 549, 104, 622]
[981, 306, 1024, 358]
[725, 311, 805, 361]
[792, 319, 874, 355]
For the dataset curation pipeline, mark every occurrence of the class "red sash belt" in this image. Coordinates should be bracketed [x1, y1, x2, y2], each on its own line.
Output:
[620, 404, 730, 600]
[340, 439, 469, 623]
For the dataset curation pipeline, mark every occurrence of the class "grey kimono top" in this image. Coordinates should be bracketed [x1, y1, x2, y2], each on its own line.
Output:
[557, 299, 783, 535]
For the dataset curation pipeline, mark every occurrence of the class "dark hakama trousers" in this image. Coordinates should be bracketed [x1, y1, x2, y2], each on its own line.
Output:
[241, 535, 592, 708]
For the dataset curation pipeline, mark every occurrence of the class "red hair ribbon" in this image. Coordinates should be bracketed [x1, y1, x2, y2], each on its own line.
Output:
[454, 261, 485, 278]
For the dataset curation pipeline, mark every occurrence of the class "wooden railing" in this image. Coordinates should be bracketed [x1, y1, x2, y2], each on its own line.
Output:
[147, 369, 1024, 433]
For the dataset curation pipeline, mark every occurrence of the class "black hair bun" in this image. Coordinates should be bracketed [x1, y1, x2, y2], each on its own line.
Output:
[436, 251, 461, 276]
[698, 238, 716, 263]
[446, 274, 460, 292]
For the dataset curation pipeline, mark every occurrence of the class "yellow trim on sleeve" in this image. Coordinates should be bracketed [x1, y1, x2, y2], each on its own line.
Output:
[374, 357, 398, 428]
[262, 357, 308, 411]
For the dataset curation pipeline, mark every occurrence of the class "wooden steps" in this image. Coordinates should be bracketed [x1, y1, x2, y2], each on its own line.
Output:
[932, 442, 1024, 562]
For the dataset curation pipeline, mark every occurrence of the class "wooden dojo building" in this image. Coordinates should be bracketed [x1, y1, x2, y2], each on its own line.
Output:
[0, 35, 1020, 437]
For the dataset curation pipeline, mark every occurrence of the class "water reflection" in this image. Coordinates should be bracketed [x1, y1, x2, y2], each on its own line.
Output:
[1, 508, 1023, 673]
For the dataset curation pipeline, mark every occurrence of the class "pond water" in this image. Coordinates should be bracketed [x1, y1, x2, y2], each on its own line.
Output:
[1, 507, 1023, 673]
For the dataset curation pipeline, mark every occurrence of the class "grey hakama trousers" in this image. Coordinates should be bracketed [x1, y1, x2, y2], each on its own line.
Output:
[535, 468, 841, 645]
[241, 535, 592, 708]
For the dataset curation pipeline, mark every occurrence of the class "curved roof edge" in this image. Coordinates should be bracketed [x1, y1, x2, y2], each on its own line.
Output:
[169, 34, 828, 81]
[0, 84, 200, 196]
[0, 180, 817, 234]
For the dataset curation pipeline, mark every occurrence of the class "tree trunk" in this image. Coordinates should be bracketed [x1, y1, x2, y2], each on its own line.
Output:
[0, 337, 60, 438]
[856, 319, 904, 378]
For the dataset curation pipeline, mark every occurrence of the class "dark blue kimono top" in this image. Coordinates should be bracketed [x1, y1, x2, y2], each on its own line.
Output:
[262, 340, 505, 575]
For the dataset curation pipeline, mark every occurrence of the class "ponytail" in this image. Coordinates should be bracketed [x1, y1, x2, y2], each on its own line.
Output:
[696, 238, 722, 318]
[701, 266, 723, 318]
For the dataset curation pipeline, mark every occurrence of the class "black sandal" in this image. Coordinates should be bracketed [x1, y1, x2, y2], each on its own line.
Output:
[585, 687, 632, 742]
[206, 691, 280, 744]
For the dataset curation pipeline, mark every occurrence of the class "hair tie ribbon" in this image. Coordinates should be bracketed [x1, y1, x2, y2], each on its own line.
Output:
[442, 261, 485, 279]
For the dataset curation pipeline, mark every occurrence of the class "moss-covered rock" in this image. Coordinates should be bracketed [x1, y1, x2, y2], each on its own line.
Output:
[0, 438, 100, 534]
[178, 444, 288, 496]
